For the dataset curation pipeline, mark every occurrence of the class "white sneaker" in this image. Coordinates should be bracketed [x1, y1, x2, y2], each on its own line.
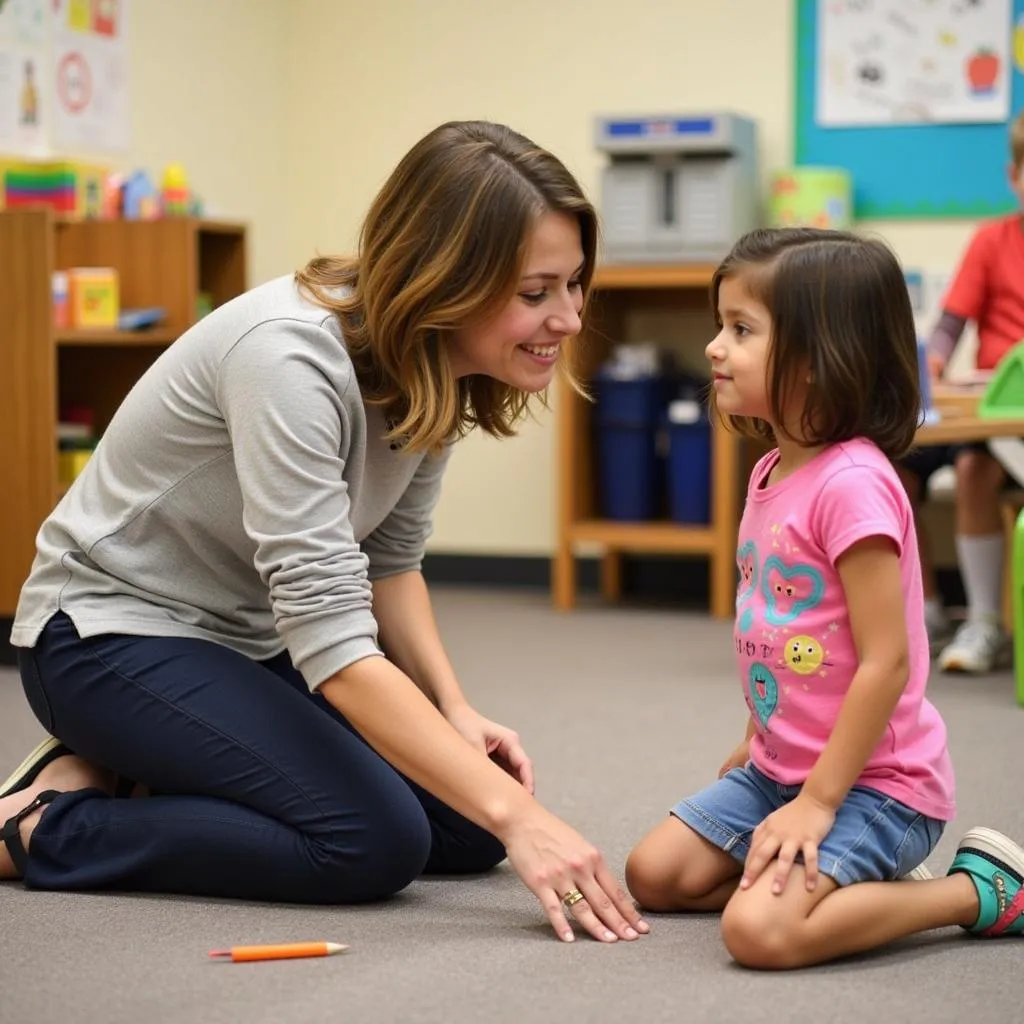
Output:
[937, 620, 1013, 675]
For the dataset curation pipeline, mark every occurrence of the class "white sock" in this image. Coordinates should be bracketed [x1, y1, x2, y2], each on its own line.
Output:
[955, 533, 1005, 624]
[923, 597, 947, 629]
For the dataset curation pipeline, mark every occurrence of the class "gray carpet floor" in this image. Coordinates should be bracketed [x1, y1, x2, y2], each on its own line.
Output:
[0, 588, 1020, 1024]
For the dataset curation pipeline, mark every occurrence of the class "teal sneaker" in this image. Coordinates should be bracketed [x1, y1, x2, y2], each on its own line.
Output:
[948, 827, 1024, 936]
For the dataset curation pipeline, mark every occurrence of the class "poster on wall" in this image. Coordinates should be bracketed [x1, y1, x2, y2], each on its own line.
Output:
[818, 0, 1011, 126]
[51, 0, 129, 151]
[0, 0, 48, 154]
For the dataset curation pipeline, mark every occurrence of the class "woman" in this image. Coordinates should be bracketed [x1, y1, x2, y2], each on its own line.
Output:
[0, 121, 647, 946]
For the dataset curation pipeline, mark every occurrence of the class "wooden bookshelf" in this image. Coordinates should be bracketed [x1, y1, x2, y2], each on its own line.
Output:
[55, 328, 179, 346]
[552, 262, 744, 619]
[0, 209, 247, 616]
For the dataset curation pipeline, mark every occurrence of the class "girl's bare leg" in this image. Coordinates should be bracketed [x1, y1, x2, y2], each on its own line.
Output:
[626, 816, 742, 912]
[721, 864, 979, 970]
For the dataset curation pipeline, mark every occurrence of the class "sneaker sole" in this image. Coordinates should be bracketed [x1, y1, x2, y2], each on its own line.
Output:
[959, 827, 1024, 879]
[0, 736, 65, 799]
[939, 657, 1009, 674]
[905, 863, 934, 881]
[938, 645, 1013, 675]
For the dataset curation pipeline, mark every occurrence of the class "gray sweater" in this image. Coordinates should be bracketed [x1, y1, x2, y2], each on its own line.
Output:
[12, 274, 451, 690]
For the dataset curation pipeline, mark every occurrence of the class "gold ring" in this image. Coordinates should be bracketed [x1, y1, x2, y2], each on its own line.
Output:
[561, 888, 585, 907]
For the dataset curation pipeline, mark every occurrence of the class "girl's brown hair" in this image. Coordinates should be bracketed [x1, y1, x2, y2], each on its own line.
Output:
[711, 227, 921, 459]
[296, 120, 597, 452]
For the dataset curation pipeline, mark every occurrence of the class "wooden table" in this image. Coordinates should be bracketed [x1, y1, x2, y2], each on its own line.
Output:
[916, 385, 1024, 446]
[916, 384, 1024, 629]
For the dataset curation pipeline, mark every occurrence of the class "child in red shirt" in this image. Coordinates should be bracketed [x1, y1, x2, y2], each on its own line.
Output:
[899, 112, 1024, 674]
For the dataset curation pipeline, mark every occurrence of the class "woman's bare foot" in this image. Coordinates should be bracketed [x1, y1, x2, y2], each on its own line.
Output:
[0, 754, 114, 879]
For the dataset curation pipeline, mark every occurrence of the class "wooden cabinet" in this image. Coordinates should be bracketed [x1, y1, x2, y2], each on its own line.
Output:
[0, 209, 247, 616]
[552, 263, 743, 619]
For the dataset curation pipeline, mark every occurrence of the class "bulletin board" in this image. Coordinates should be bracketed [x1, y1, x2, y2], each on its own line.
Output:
[795, 0, 1024, 218]
[0, 0, 130, 156]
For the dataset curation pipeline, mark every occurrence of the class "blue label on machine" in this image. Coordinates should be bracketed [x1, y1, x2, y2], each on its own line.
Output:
[605, 117, 715, 138]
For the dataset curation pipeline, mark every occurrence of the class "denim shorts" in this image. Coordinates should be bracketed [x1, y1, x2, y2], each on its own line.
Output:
[672, 763, 945, 887]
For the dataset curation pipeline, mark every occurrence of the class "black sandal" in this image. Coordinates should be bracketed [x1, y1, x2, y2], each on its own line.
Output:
[0, 737, 71, 799]
[1, 735, 136, 800]
[2, 789, 59, 875]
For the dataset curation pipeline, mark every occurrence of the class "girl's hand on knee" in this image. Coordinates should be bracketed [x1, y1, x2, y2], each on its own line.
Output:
[741, 795, 835, 895]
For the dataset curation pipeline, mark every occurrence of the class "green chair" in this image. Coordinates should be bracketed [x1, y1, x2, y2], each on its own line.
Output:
[979, 341, 1024, 420]
[979, 343, 1024, 704]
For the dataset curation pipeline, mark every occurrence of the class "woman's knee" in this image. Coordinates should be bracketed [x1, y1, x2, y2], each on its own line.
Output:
[312, 793, 433, 902]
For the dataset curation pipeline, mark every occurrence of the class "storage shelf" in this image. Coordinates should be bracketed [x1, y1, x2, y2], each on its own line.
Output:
[554, 261, 740, 618]
[49, 214, 245, 234]
[0, 208, 247, 615]
[196, 218, 247, 235]
[56, 328, 178, 346]
[592, 264, 716, 290]
[569, 519, 715, 553]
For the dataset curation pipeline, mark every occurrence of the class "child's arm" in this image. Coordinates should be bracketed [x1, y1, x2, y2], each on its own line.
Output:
[927, 223, 992, 375]
[741, 536, 909, 894]
[925, 311, 967, 377]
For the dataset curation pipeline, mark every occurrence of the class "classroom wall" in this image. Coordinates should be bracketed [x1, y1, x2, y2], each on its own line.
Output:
[282, 0, 985, 557]
[61, 0, 294, 287]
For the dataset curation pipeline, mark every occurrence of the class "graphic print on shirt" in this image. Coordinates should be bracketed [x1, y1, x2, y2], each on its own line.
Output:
[735, 540, 759, 634]
[747, 661, 779, 729]
[781, 634, 831, 676]
[762, 555, 825, 625]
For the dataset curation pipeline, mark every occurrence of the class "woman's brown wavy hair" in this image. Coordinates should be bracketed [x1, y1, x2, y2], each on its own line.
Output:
[710, 227, 921, 460]
[296, 120, 598, 453]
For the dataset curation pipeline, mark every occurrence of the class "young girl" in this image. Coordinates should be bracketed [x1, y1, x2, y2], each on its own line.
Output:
[626, 227, 1024, 968]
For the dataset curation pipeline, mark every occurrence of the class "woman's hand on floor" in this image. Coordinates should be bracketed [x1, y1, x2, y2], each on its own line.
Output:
[444, 703, 534, 794]
[500, 806, 650, 944]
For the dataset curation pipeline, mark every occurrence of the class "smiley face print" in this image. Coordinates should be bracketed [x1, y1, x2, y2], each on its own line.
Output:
[783, 635, 824, 675]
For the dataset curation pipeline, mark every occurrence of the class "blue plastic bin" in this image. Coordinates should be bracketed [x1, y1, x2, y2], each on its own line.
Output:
[666, 399, 711, 524]
[593, 374, 663, 521]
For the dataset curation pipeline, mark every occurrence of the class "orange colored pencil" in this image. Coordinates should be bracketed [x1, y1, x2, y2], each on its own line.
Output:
[208, 941, 348, 963]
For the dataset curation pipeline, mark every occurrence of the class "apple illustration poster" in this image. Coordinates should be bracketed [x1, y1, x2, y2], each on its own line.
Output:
[817, 0, 1011, 127]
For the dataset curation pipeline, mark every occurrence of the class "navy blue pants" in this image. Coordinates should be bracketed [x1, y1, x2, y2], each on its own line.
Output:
[16, 612, 505, 902]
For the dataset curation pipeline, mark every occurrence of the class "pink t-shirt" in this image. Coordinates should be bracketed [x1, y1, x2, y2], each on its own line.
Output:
[735, 439, 955, 821]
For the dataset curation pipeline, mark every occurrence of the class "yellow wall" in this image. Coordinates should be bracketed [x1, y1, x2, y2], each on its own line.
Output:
[43, 0, 293, 287]
[132, 1, 296, 286]
[283, 0, 985, 556]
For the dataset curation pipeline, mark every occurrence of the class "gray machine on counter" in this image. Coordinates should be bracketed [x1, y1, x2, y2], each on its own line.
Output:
[595, 113, 759, 263]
